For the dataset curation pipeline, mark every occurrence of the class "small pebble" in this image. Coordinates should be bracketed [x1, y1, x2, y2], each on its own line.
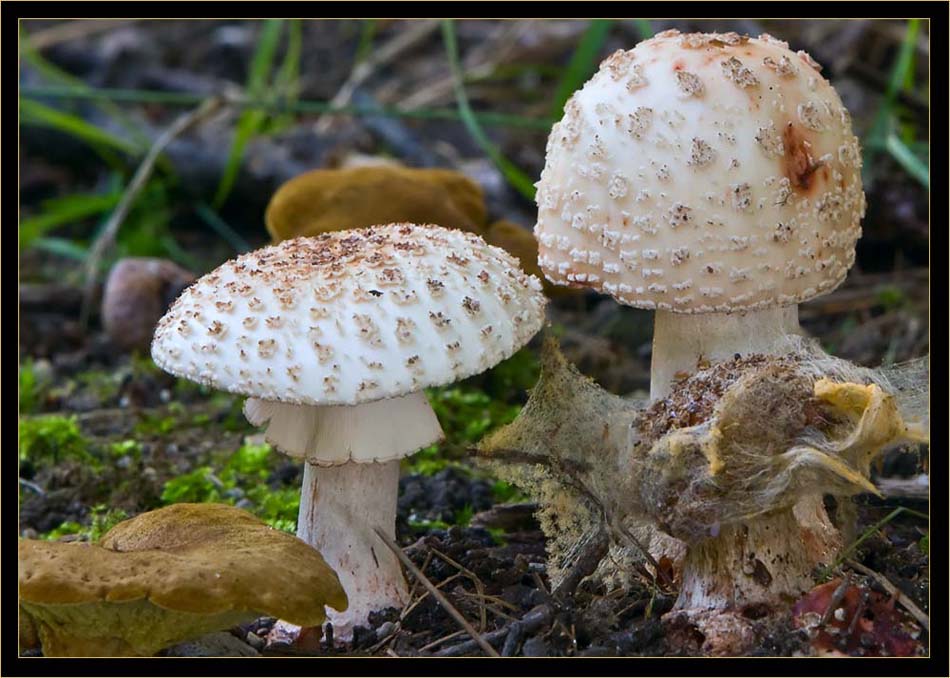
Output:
[521, 636, 550, 657]
[245, 632, 265, 651]
[375, 621, 395, 640]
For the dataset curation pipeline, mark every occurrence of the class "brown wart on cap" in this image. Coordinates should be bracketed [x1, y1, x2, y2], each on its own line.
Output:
[533, 29, 865, 399]
[265, 165, 489, 243]
[151, 224, 547, 640]
[17, 503, 346, 656]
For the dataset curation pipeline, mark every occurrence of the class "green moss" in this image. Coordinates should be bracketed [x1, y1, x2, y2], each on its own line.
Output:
[490, 479, 531, 504]
[157, 442, 297, 532]
[19, 415, 94, 467]
[133, 413, 177, 437]
[75, 369, 123, 404]
[453, 504, 475, 527]
[19, 358, 52, 415]
[224, 442, 272, 477]
[480, 348, 540, 401]
[405, 383, 523, 477]
[245, 486, 299, 533]
[160, 467, 222, 504]
[108, 439, 142, 460]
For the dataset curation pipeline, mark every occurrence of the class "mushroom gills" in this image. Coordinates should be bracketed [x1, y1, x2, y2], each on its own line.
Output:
[243, 390, 444, 464]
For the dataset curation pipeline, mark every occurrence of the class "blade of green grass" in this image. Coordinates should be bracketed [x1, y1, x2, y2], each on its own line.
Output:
[31, 236, 90, 261]
[442, 20, 537, 202]
[632, 19, 653, 41]
[863, 19, 922, 184]
[20, 98, 136, 164]
[275, 20, 302, 101]
[213, 19, 284, 207]
[355, 20, 378, 65]
[19, 28, 148, 148]
[550, 20, 612, 118]
[20, 190, 122, 250]
[195, 203, 252, 253]
[886, 133, 929, 189]
[20, 85, 557, 130]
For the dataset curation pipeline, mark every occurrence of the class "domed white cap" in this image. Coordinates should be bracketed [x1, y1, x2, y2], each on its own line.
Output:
[152, 224, 547, 406]
[535, 30, 865, 314]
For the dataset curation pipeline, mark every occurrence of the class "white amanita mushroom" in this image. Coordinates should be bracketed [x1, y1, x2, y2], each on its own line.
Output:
[151, 223, 546, 638]
[533, 30, 867, 643]
[534, 29, 865, 399]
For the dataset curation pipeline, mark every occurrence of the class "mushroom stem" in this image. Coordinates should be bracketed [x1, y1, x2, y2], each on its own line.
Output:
[675, 500, 840, 614]
[244, 390, 444, 641]
[650, 306, 801, 400]
[297, 460, 408, 640]
[669, 497, 840, 654]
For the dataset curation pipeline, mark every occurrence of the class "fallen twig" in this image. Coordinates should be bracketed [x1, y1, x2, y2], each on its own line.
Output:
[435, 604, 552, 657]
[80, 95, 226, 328]
[373, 526, 500, 657]
[845, 558, 930, 632]
[552, 525, 609, 601]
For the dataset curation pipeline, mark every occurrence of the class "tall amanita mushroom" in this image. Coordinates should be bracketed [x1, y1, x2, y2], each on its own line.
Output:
[533, 29, 869, 649]
[534, 29, 865, 399]
[151, 224, 546, 638]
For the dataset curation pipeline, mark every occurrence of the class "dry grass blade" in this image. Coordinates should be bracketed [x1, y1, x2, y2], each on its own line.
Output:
[25, 20, 138, 50]
[79, 96, 226, 327]
[845, 558, 930, 632]
[373, 526, 500, 657]
[418, 629, 466, 653]
[427, 546, 489, 630]
[314, 20, 439, 134]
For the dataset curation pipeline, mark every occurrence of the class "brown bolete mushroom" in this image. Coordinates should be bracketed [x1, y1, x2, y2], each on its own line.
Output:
[18, 503, 346, 656]
[151, 224, 547, 638]
[265, 165, 488, 242]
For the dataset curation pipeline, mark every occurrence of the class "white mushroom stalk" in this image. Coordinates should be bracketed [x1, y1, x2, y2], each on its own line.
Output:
[650, 306, 801, 399]
[532, 28, 867, 646]
[152, 223, 546, 642]
[244, 392, 442, 635]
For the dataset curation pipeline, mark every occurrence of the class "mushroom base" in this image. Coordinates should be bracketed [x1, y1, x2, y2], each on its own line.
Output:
[297, 460, 408, 642]
[667, 495, 841, 655]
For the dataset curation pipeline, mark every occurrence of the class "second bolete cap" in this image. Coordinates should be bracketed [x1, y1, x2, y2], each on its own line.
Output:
[535, 30, 866, 314]
[152, 224, 546, 406]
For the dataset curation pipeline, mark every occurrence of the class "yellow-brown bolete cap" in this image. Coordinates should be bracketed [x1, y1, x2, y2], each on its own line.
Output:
[265, 165, 489, 242]
[534, 30, 867, 398]
[18, 503, 347, 656]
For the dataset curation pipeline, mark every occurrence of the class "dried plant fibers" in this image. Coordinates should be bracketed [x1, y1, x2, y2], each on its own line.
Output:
[479, 339, 928, 653]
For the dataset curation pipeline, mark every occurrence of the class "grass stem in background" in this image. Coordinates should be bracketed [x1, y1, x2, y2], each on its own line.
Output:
[550, 20, 612, 119]
[442, 20, 537, 202]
